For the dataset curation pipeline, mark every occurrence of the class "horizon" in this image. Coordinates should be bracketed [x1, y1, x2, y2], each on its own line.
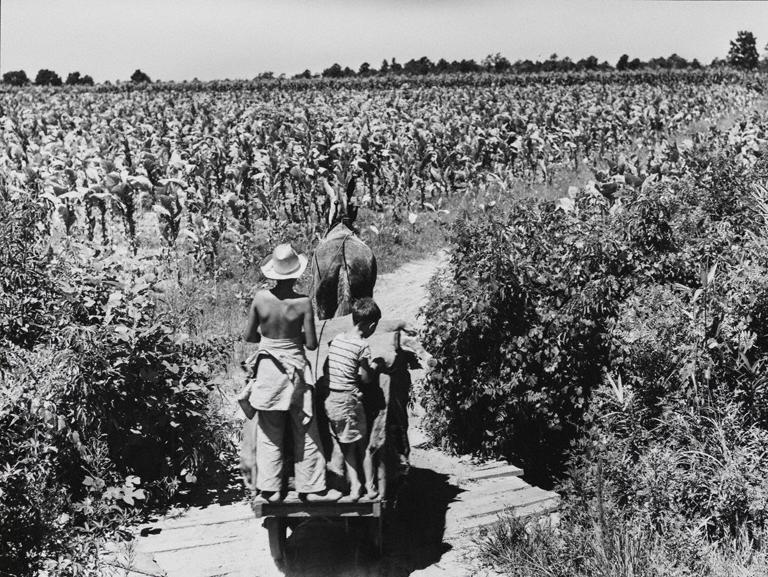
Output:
[3, 0, 768, 82]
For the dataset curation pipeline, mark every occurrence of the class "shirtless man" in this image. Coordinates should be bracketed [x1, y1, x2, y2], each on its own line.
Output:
[241, 244, 339, 503]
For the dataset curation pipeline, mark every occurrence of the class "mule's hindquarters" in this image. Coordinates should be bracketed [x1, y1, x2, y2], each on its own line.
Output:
[313, 260, 342, 320]
[313, 230, 377, 320]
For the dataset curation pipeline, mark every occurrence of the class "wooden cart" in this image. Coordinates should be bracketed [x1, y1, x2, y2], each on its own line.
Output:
[247, 321, 414, 564]
[253, 475, 387, 562]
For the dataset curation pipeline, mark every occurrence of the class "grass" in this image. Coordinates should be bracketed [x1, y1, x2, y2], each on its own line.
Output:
[355, 207, 452, 274]
[476, 509, 768, 577]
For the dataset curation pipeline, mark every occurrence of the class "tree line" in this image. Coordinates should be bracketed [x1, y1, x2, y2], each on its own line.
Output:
[3, 69, 94, 87]
[1, 68, 151, 87]
[2, 30, 764, 86]
[313, 52, 702, 79]
[313, 31, 764, 79]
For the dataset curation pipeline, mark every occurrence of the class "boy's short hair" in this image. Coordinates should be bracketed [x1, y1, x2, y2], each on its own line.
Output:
[352, 297, 381, 326]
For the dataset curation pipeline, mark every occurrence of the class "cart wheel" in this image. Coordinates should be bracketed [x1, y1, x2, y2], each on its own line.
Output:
[370, 514, 384, 558]
[264, 518, 287, 563]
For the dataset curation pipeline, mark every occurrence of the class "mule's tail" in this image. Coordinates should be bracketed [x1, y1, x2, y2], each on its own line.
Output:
[336, 261, 352, 317]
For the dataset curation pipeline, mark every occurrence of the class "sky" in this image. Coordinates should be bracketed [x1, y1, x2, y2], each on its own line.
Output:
[3, 0, 768, 82]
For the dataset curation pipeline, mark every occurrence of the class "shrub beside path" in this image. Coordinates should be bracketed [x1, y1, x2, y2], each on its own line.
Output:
[131, 251, 558, 577]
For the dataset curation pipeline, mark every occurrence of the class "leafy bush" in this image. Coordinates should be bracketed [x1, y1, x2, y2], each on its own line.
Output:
[427, 116, 768, 573]
[565, 248, 768, 539]
[421, 195, 621, 483]
[0, 192, 234, 575]
[421, 138, 768, 486]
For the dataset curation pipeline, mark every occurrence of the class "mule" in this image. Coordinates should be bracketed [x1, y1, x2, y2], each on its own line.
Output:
[312, 222, 377, 320]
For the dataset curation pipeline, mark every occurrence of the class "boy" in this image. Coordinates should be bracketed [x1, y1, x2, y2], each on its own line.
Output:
[325, 297, 382, 502]
[239, 243, 340, 503]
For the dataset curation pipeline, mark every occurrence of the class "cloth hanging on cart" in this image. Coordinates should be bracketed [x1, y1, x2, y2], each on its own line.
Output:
[245, 336, 315, 423]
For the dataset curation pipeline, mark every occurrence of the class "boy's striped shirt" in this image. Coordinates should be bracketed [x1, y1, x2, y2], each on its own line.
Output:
[327, 332, 371, 391]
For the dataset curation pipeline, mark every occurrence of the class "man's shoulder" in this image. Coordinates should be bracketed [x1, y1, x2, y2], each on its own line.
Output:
[253, 288, 272, 299]
[293, 295, 312, 311]
[253, 290, 309, 304]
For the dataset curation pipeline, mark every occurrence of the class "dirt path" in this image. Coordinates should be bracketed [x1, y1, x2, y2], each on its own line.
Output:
[132, 251, 558, 577]
[374, 251, 446, 328]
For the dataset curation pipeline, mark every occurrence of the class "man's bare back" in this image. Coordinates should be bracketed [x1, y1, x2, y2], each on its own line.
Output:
[244, 283, 318, 350]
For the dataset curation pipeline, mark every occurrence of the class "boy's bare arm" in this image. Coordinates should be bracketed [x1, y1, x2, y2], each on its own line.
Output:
[302, 297, 318, 350]
[243, 295, 261, 343]
[377, 318, 417, 336]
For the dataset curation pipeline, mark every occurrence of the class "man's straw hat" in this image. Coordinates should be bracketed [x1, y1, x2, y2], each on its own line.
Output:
[260, 244, 308, 280]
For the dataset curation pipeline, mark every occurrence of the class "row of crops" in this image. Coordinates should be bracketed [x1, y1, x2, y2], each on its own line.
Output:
[0, 71, 763, 271]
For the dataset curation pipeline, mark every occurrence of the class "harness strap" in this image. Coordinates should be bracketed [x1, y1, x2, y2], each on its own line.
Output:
[313, 319, 328, 383]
